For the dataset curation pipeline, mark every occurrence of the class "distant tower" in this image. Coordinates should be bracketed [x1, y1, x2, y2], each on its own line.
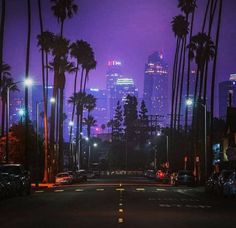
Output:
[106, 60, 123, 119]
[219, 74, 236, 120]
[143, 52, 168, 126]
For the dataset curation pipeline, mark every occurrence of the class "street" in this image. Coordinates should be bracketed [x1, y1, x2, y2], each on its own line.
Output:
[0, 176, 236, 228]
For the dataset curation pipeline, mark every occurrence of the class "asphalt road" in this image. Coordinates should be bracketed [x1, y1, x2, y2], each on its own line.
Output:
[0, 176, 236, 228]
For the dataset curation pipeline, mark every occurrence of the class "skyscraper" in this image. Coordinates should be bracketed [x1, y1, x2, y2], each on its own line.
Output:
[219, 74, 236, 120]
[143, 52, 168, 126]
[106, 60, 123, 119]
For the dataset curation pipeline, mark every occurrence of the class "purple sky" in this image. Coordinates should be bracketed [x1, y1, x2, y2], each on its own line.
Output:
[3, 0, 236, 115]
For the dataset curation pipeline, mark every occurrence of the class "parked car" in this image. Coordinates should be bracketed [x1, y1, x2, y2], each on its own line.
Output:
[223, 172, 236, 198]
[215, 170, 234, 195]
[76, 170, 87, 182]
[0, 164, 31, 195]
[55, 172, 74, 185]
[205, 172, 219, 193]
[174, 170, 195, 186]
[144, 169, 156, 179]
[155, 170, 170, 183]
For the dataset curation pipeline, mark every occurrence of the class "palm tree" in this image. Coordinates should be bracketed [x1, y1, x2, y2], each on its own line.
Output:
[0, 72, 19, 137]
[49, 35, 70, 174]
[177, 0, 197, 132]
[171, 15, 189, 129]
[69, 40, 92, 149]
[51, 0, 78, 36]
[83, 55, 97, 93]
[84, 115, 97, 138]
[0, 0, 6, 90]
[68, 92, 86, 168]
[24, 0, 31, 170]
[84, 94, 96, 116]
[188, 32, 215, 102]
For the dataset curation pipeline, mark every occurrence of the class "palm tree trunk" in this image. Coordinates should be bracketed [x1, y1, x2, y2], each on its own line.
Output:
[177, 37, 187, 130]
[83, 71, 89, 93]
[38, 0, 49, 183]
[210, 0, 223, 173]
[185, 9, 195, 133]
[1, 99, 5, 137]
[0, 0, 5, 90]
[79, 68, 84, 92]
[49, 68, 58, 178]
[202, 0, 211, 33]
[58, 86, 64, 172]
[60, 20, 64, 37]
[24, 0, 31, 170]
[174, 38, 184, 129]
[171, 38, 180, 129]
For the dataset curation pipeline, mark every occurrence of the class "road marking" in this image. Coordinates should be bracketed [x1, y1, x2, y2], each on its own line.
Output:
[119, 183, 122, 187]
[148, 198, 156, 201]
[136, 188, 145, 191]
[119, 209, 124, 213]
[75, 189, 84, 192]
[119, 203, 123, 206]
[118, 218, 124, 223]
[159, 204, 171, 207]
[96, 188, 104, 191]
[35, 190, 44, 193]
[116, 188, 125, 191]
[54, 190, 64, 193]
[156, 188, 166, 192]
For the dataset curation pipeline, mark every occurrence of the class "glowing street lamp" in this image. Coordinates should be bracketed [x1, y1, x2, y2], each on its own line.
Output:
[50, 97, 56, 104]
[68, 120, 74, 127]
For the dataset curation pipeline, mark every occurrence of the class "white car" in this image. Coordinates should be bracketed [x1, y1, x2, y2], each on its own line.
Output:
[55, 172, 73, 185]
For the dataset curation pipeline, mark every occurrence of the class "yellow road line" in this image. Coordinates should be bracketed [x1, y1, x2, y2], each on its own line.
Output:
[54, 190, 64, 192]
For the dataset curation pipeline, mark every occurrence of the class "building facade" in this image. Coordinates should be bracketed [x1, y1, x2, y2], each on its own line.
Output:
[143, 52, 168, 126]
[219, 74, 236, 120]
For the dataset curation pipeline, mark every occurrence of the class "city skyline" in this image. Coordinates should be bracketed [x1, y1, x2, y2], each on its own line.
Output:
[3, 0, 236, 117]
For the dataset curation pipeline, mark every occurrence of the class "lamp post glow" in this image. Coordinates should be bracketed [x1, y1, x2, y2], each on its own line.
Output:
[50, 97, 56, 104]
[5, 79, 33, 163]
[68, 121, 74, 127]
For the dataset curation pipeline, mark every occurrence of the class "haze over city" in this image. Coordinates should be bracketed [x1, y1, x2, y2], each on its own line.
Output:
[4, 0, 236, 116]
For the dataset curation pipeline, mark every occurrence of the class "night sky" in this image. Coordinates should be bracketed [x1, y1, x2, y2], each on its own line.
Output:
[3, 0, 236, 115]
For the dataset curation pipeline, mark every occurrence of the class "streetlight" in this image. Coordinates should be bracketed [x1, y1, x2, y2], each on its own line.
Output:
[18, 108, 25, 124]
[5, 79, 33, 163]
[186, 98, 207, 182]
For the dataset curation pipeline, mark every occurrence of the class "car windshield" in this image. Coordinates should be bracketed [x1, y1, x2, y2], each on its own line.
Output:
[0, 165, 21, 175]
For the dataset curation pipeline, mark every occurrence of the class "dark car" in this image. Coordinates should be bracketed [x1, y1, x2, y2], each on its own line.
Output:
[215, 170, 234, 195]
[174, 170, 195, 186]
[0, 164, 31, 195]
[76, 170, 88, 182]
[144, 169, 156, 179]
[205, 172, 219, 193]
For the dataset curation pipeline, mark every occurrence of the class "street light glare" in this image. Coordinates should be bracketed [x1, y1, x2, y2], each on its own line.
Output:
[186, 98, 193, 106]
[50, 97, 56, 103]
[24, 78, 33, 87]
[93, 143, 98, 147]
[69, 121, 74, 126]
[18, 108, 25, 116]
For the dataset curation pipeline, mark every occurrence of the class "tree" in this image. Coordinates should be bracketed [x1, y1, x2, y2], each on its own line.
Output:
[24, 0, 31, 169]
[68, 92, 86, 168]
[123, 95, 138, 142]
[112, 101, 123, 142]
[84, 115, 96, 138]
[138, 100, 149, 144]
[0, 0, 6, 90]
[0, 69, 19, 137]
[51, 0, 78, 37]
[170, 15, 189, 130]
